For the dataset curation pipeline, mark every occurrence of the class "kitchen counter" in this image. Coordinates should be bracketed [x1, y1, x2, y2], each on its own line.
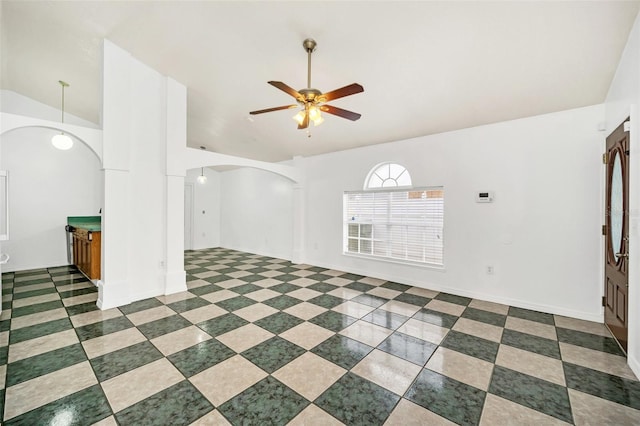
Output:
[67, 216, 101, 231]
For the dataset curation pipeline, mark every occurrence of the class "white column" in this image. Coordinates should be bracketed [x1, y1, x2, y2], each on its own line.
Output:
[164, 77, 187, 294]
[98, 40, 133, 309]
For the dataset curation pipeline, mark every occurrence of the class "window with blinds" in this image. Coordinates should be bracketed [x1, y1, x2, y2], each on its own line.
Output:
[343, 188, 444, 266]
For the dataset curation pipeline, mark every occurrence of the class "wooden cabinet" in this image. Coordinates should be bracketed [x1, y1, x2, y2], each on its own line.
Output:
[72, 228, 101, 280]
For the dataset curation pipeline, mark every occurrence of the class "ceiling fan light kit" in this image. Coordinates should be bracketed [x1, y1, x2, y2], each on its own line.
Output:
[250, 38, 364, 132]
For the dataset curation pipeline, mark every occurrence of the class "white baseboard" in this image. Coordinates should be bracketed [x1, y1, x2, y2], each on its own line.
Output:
[97, 279, 132, 310]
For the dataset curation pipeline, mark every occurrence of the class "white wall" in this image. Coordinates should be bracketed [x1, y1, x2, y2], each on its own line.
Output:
[220, 167, 293, 260]
[0, 126, 102, 271]
[185, 168, 220, 249]
[0, 90, 99, 128]
[286, 105, 602, 321]
[605, 12, 640, 375]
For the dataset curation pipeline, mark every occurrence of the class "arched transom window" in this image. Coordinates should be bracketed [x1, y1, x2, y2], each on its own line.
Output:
[365, 162, 412, 189]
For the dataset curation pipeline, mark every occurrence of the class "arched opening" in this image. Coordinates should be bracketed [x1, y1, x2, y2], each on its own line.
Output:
[0, 126, 103, 272]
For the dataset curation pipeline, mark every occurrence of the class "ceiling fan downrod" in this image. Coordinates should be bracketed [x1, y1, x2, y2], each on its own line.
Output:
[303, 38, 316, 89]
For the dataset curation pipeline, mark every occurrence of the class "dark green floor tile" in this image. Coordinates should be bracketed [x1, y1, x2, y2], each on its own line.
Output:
[189, 284, 223, 296]
[353, 294, 389, 308]
[309, 294, 345, 309]
[394, 292, 430, 307]
[14, 277, 52, 286]
[215, 267, 237, 275]
[12, 286, 57, 300]
[564, 362, 640, 410]
[263, 294, 302, 310]
[168, 339, 235, 377]
[306, 273, 332, 281]
[441, 330, 499, 363]
[216, 296, 257, 312]
[75, 316, 134, 342]
[413, 308, 458, 328]
[461, 307, 506, 327]
[501, 329, 560, 359]
[115, 381, 213, 425]
[271, 282, 301, 293]
[254, 311, 303, 334]
[238, 274, 268, 283]
[406, 369, 485, 425]
[219, 376, 309, 424]
[231, 283, 262, 294]
[307, 282, 338, 293]
[378, 331, 437, 366]
[167, 297, 211, 313]
[66, 301, 99, 316]
[434, 292, 471, 306]
[341, 273, 365, 281]
[490, 365, 573, 423]
[58, 286, 97, 299]
[246, 267, 268, 274]
[557, 327, 625, 356]
[4, 384, 111, 426]
[197, 313, 248, 336]
[277, 266, 300, 274]
[186, 274, 199, 282]
[311, 335, 373, 370]
[315, 372, 399, 425]
[309, 311, 357, 332]
[203, 274, 230, 284]
[271, 274, 300, 282]
[13, 268, 48, 277]
[307, 266, 328, 273]
[9, 317, 72, 345]
[118, 298, 164, 315]
[90, 340, 163, 382]
[381, 281, 411, 292]
[345, 281, 375, 293]
[53, 277, 89, 287]
[362, 309, 409, 330]
[7, 343, 87, 387]
[508, 306, 555, 325]
[138, 314, 192, 339]
[0, 319, 10, 332]
[11, 300, 63, 318]
[242, 336, 306, 373]
[0, 345, 7, 364]
[2, 301, 11, 310]
[186, 267, 209, 275]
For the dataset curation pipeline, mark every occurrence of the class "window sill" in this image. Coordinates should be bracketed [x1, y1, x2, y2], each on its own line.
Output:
[342, 252, 446, 272]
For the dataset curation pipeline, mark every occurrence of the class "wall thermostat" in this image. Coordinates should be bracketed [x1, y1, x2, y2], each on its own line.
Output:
[476, 191, 494, 203]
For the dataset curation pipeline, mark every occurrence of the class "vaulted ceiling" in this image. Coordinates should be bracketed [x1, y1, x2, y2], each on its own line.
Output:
[2, 1, 639, 162]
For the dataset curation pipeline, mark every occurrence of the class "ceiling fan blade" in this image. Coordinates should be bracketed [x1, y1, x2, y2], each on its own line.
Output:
[320, 83, 364, 102]
[268, 81, 303, 101]
[320, 104, 362, 121]
[297, 112, 309, 129]
[249, 105, 298, 115]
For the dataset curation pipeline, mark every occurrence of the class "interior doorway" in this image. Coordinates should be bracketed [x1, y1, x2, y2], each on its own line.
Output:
[604, 118, 630, 352]
[184, 183, 194, 250]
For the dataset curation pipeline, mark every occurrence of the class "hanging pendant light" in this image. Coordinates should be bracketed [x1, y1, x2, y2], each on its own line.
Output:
[197, 167, 207, 184]
[52, 80, 73, 150]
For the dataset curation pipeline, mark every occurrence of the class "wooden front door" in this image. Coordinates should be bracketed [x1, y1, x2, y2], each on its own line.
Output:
[604, 118, 630, 352]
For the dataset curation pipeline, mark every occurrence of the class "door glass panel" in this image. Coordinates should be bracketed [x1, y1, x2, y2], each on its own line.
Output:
[611, 153, 623, 260]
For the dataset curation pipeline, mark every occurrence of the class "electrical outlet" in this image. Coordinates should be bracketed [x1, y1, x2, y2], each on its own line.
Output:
[486, 266, 494, 275]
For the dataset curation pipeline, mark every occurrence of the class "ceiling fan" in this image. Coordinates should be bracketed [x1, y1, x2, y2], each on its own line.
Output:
[250, 38, 364, 130]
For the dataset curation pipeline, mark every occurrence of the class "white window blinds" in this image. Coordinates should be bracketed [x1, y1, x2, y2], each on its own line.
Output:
[343, 188, 444, 266]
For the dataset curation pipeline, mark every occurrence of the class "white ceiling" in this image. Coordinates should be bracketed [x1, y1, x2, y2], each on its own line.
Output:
[2, 1, 639, 162]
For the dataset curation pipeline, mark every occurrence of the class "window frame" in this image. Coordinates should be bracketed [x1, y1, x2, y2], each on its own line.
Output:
[343, 186, 445, 268]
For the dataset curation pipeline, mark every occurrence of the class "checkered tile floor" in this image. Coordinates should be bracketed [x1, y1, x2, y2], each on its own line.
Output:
[0, 248, 639, 425]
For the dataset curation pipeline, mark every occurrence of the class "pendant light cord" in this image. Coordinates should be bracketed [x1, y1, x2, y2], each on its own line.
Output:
[59, 80, 69, 124]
